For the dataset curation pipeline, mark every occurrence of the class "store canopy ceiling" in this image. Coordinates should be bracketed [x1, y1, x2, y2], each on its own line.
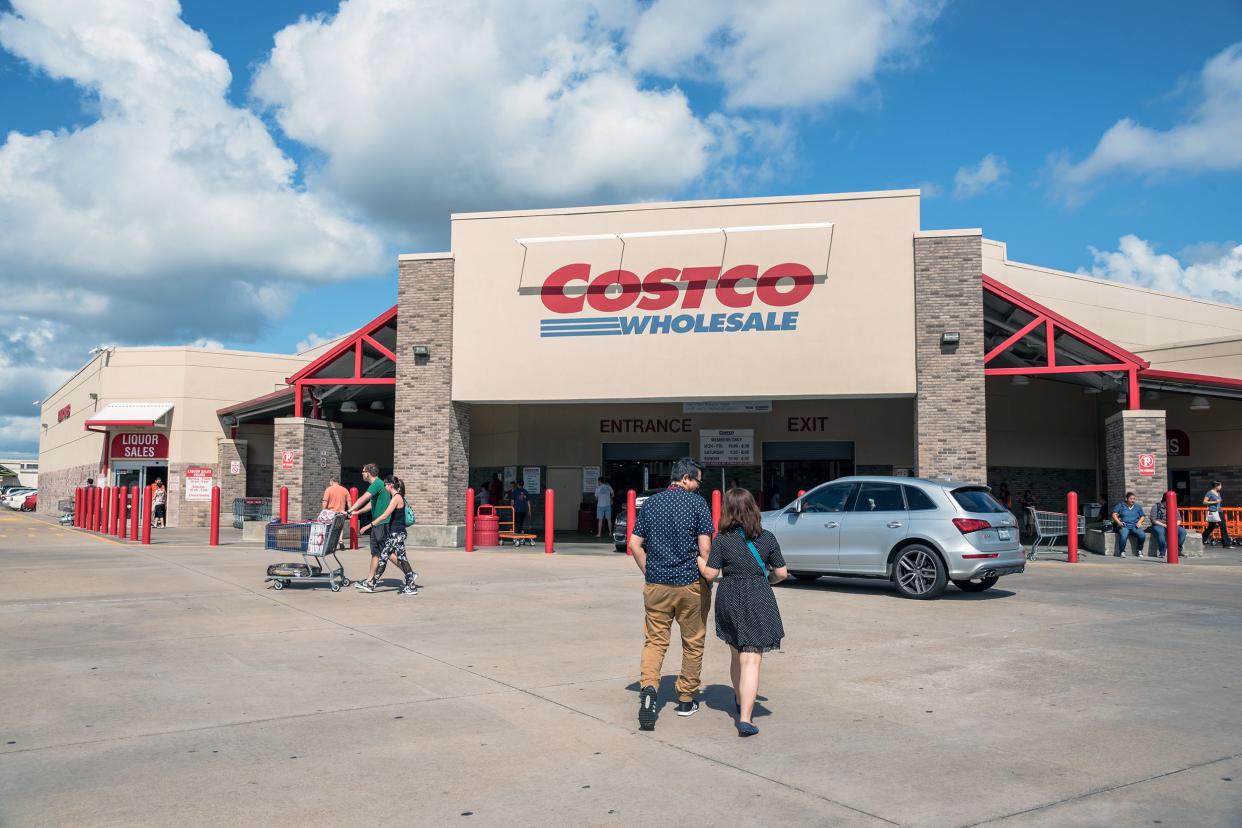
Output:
[85, 402, 173, 432]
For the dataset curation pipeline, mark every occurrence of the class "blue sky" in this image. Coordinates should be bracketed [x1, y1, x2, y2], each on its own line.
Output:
[1, 0, 1240, 453]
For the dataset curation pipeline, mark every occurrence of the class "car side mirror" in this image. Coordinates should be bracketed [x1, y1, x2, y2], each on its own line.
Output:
[793, 499, 804, 514]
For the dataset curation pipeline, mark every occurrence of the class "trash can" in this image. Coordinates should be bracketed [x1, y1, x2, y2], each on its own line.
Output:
[578, 503, 595, 534]
[474, 505, 500, 547]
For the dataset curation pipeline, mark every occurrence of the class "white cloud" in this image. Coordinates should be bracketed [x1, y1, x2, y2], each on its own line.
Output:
[295, 331, 344, 353]
[918, 181, 941, 198]
[954, 154, 1007, 198]
[0, 0, 386, 451]
[1054, 43, 1242, 199]
[626, 0, 943, 109]
[188, 338, 225, 350]
[1083, 235, 1242, 307]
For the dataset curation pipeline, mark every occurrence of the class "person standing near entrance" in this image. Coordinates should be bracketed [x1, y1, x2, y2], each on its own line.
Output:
[321, 474, 350, 513]
[152, 478, 167, 528]
[488, 473, 504, 511]
[347, 463, 391, 589]
[354, 476, 418, 596]
[697, 488, 787, 736]
[1202, 481, 1234, 547]
[629, 457, 714, 731]
[506, 480, 530, 533]
[594, 476, 614, 538]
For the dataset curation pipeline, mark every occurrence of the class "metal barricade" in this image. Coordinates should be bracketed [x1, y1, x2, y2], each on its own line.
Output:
[233, 497, 273, 529]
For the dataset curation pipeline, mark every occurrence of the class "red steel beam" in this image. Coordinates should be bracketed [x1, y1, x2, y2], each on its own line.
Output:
[984, 316, 1044, 364]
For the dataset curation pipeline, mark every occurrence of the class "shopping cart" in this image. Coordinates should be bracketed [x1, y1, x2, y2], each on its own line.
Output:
[264, 514, 350, 592]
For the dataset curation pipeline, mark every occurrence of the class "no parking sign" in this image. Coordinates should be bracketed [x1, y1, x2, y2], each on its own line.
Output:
[1138, 453, 1156, 476]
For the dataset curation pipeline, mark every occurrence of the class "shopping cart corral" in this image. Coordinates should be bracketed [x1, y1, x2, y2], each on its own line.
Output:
[1026, 507, 1085, 559]
[264, 513, 350, 591]
[234, 497, 273, 529]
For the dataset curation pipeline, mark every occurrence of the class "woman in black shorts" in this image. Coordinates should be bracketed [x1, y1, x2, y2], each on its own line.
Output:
[697, 488, 788, 736]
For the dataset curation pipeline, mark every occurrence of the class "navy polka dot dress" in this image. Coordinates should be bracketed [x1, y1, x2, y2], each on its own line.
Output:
[708, 529, 786, 652]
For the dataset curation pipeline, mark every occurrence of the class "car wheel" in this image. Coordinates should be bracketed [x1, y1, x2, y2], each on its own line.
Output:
[789, 572, 821, 581]
[892, 545, 947, 599]
[952, 576, 999, 593]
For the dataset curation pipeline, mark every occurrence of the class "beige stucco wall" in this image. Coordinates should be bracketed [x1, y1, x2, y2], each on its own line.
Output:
[450, 190, 920, 403]
[470, 399, 915, 470]
[986, 377, 1100, 469]
[1135, 336, 1242, 381]
[38, 347, 310, 478]
[983, 239, 1242, 354]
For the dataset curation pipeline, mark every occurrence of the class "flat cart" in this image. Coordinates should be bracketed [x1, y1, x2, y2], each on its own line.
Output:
[494, 505, 538, 546]
[264, 514, 350, 592]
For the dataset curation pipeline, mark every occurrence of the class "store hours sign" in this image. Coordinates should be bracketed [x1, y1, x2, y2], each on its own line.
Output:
[700, 429, 754, 466]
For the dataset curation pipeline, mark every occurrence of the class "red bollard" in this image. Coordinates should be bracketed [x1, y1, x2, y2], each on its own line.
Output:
[279, 486, 289, 523]
[113, 487, 124, 537]
[1066, 491, 1078, 563]
[102, 486, 112, 534]
[130, 485, 140, 541]
[73, 488, 81, 528]
[209, 486, 220, 546]
[465, 488, 475, 552]
[711, 489, 722, 537]
[1166, 491, 1180, 565]
[141, 485, 153, 545]
[348, 486, 359, 549]
[94, 487, 102, 531]
[544, 488, 555, 555]
[89, 487, 97, 531]
[626, 489, 636, 556]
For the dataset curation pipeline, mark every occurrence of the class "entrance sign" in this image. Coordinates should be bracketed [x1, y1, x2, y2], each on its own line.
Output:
[683, 401, 772, 414]
[110, 432, 169, 460]
[1138, 454, 1156, 477]
[185, 467, 213, 501]
[582, 466, 600, 494]
[523, 466, 542, 494]
[701, 429, 754, 466]
[1167, 430, 1190, 457]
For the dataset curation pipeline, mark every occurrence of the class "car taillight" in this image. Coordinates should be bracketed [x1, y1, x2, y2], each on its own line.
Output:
[953, 518, 991, 534]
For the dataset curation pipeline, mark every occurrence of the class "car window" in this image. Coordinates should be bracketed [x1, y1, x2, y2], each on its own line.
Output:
[951, 488, 1009, 514]
[903, 485, 939, 511]
[801, 483, 856, 513]
[852, 482, 905, 512]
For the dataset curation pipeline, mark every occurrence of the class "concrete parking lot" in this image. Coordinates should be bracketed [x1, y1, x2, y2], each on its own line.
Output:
[2, 510, 1241, 827]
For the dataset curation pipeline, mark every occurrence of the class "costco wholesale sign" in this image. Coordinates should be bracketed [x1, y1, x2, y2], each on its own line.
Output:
[110, 432, 169, 459]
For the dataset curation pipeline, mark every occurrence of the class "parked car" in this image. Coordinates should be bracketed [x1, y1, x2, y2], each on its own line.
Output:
[762, 476, 1023, 599]
[612, 489, 667, 551]
[3, 489, 35, 509]
[20, 493, 37, 512]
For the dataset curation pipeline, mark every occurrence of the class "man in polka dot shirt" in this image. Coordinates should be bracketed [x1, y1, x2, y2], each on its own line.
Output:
[629, 457, 714, 729]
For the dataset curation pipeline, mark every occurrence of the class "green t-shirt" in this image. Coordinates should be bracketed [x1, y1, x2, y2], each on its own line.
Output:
[367, 477, 391, 525]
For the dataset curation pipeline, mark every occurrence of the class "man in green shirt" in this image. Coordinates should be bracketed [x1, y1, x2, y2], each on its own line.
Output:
[347, 463, 392, 590]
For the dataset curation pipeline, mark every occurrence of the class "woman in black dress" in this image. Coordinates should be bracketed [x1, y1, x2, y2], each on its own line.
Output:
[697, 488, 788, 736]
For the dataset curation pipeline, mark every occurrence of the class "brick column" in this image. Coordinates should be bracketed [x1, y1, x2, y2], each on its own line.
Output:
[913, 230, 986, 482]
[272, 418, 342, 521]
[1105, 409, 1167, 513]
[217, 439, 248, 525]
[394, 254, 470, 547]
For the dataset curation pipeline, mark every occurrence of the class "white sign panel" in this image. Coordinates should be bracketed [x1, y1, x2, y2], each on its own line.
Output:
[582, 465, 600, 494]
[184, 467, 213, 501]
[700, 429, 754, 466]
[683, 401, 772, 414]
[522, 466, 542, 494]
[229, 460, 241, 476]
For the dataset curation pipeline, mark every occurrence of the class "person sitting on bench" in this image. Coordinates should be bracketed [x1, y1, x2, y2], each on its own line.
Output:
[1151, 499, 1186, 558]
[1111, 492, 1147, 558]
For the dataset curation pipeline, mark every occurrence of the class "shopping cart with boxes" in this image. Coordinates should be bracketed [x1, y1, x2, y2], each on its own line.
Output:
[264, 513, 350, 591]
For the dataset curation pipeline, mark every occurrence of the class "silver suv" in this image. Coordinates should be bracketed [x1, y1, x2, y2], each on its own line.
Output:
[763, 476, 1023, 599]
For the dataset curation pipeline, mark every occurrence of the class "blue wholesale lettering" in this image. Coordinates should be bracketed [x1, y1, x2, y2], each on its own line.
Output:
[548, 311, 799, 338]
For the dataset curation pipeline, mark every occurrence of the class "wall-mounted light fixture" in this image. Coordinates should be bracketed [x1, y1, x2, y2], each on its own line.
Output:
[940, 332, 960, 346]
[88, 392, 98, 401]
[412, 345, 430, 358]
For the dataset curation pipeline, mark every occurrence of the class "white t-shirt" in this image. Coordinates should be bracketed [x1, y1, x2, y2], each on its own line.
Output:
[595, 483, 614, 508]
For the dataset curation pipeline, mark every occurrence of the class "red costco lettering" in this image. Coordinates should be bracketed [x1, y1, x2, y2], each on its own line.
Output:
[541, 262, 817, 314]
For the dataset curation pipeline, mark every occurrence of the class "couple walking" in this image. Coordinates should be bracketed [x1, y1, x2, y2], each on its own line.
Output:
[628, 458, 788, 736]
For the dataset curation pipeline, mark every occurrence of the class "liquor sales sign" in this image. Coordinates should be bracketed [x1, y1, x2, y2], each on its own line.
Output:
[110, 432, 169, 460]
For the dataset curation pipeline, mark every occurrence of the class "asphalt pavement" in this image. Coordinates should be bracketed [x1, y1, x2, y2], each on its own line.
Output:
[2, 510, 1241, 827]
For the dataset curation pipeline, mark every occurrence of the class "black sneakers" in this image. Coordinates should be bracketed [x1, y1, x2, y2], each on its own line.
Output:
[675, 700, 699, 717]
[638, 686, 658, 731]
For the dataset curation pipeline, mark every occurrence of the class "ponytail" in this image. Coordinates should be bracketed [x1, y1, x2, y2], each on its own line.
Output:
[384, 474, 405, 497]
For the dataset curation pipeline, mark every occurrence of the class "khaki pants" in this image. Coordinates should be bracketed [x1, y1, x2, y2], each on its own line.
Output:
[640, 579, 711, 701]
